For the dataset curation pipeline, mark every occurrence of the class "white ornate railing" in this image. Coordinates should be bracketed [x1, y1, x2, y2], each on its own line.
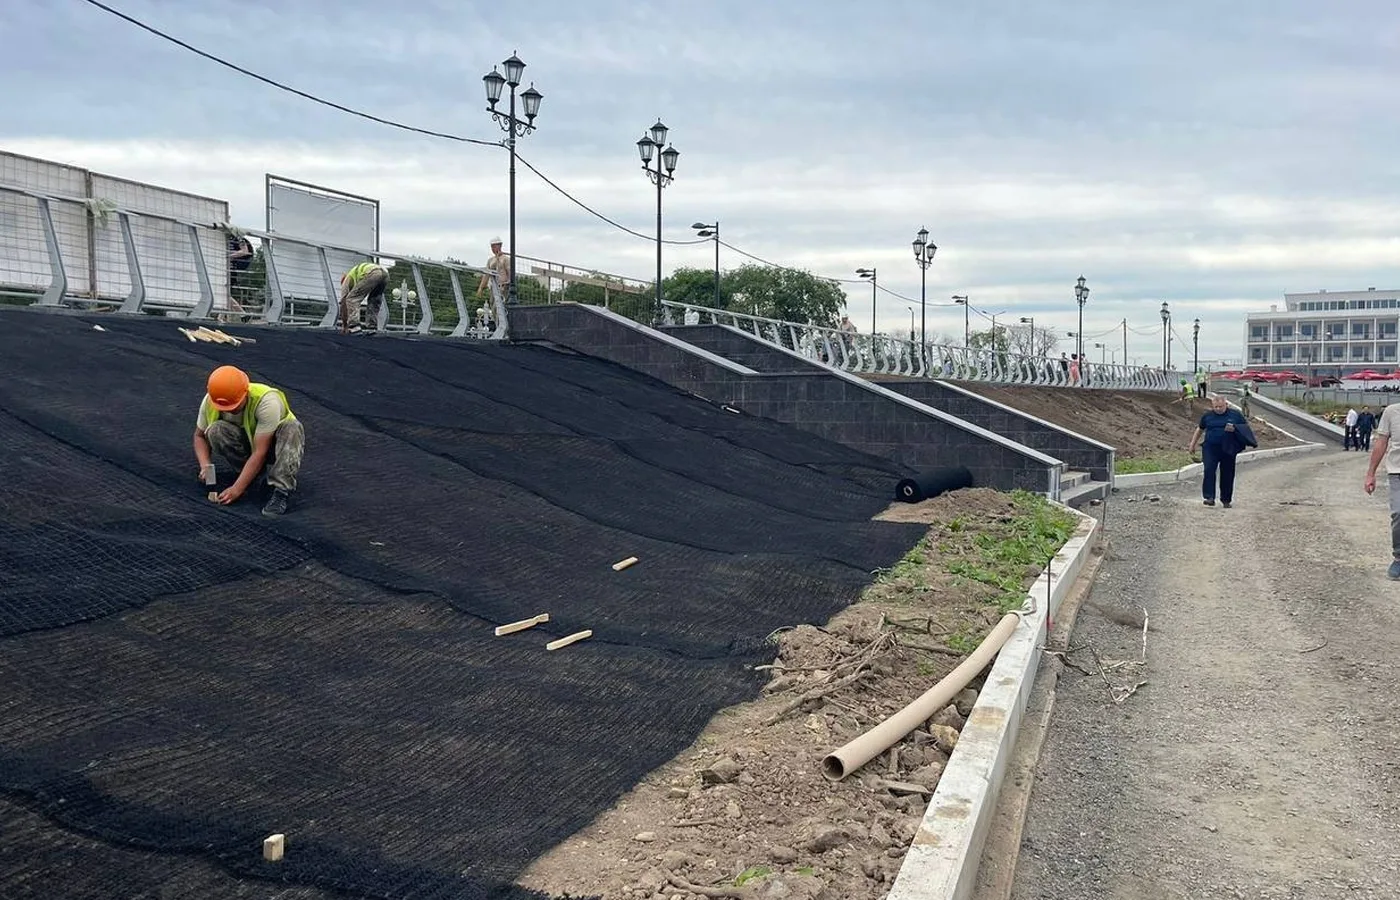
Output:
[662, 301, 1183, 392]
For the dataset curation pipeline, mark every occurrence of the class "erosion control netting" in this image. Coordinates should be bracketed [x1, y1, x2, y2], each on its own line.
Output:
[0, 309, 924, 900]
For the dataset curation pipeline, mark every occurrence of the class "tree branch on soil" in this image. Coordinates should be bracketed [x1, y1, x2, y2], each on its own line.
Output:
[762, 629, 897, 725]
[664, 871, 751, 899]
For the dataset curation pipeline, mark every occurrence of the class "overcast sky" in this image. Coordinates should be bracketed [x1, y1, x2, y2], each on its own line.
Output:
[5, 0, 1400, 364]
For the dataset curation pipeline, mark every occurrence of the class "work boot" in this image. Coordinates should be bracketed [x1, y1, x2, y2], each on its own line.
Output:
[1388, 560, 1400, 581]
[262, 488, 291, 517]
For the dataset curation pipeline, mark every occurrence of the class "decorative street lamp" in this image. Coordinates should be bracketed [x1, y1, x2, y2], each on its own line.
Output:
[1074, 276, 1089, 385]
[1193, 317, 1201, 377]
[692, 221, 719, 309]
[1160, 301, 1171, 369]
[391, 281, 417, 329]
[856, 268, 877, 335]
[637, 120, 680, 324]
[482, 52, 543, 309]
[912, 227, 937, 369]
[952, 295, 970, 346]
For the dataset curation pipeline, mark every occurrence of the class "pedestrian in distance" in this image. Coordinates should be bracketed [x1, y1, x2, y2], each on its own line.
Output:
[1357, 405, 1377, 451]
[1344, 406, 1359, 450]
[1363, 403, 1400, 579]
[1188, 394, 1256, 508]
[193, 365, 305, 517]
[338, 261, 389, 334]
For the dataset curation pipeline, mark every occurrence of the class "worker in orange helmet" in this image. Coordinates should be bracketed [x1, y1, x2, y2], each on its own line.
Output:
[192, 365, 305, 516]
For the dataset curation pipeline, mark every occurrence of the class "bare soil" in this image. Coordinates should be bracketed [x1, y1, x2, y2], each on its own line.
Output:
[518, 488, 1065, 900]
[963, 385, 1300, 459]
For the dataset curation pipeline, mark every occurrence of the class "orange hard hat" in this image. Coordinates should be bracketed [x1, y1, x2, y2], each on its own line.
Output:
[207, 365, 249, 411]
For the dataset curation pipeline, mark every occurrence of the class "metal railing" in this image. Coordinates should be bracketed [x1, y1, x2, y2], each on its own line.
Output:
[662, 301, 1184, 391]
[0, 183, 509, 338]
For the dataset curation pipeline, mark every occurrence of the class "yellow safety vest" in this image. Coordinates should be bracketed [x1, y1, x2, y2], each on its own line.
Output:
[201, 383, 296, 445]
[345, 262, 384, 285]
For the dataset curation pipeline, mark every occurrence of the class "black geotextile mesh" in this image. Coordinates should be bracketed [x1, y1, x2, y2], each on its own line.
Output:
[0, 308, 925, 899]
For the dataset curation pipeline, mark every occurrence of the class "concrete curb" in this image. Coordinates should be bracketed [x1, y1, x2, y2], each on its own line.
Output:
[1112, 442, 1326, 488]
[885, 507, 1101, 900]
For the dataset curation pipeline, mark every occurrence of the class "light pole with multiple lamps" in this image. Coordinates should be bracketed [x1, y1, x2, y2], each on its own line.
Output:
[392, 280, 417, 329]
[856, 268, 877, 334]
[692, 221, 719, 309]
[912, 228, 937, 367]
[1160, 301, 1171, 369]
[637, 121, 679, 323]
[952, 295, 970, 345]
[482, 53, 543, 307]
[1074, 276, 1089, 384]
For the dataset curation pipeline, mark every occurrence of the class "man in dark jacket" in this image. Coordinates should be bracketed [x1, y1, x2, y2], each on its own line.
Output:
[1188, 395, 1254, 508]
[1357, 406, 1377, 450]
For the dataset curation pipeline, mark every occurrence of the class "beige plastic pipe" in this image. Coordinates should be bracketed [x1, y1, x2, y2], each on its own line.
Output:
[821, 612, 1022, 781]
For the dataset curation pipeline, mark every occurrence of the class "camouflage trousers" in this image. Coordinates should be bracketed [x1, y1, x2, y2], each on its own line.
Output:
[206, 419, 305, 493]
[341, 268, 388, 331]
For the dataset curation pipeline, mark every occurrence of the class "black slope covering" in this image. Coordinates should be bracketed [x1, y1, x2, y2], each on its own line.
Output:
[0, 308, 922, 899]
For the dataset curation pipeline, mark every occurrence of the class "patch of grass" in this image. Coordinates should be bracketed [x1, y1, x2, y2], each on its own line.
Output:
[795, 865, 815, 876]
[735, 866, 772, 886]
[1115, 450, 1195, 474]
[941, 490, 1078, 613]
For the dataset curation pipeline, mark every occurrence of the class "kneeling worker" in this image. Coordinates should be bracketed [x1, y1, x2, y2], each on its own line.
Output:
[193, 365, 304, 517]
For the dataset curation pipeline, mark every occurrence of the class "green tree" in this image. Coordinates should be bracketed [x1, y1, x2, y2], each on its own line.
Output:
[720, 264, 845, 325]
[967, 326, 1011, 353]
[662, 266, 729, 308]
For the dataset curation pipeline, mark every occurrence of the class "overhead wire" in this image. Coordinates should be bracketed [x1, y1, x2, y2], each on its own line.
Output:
[75, 0, 1175, 329]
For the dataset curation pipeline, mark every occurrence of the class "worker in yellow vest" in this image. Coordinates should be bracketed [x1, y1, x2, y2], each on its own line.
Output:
[338, 261, 389, 334]
[193, 365, 305, 516]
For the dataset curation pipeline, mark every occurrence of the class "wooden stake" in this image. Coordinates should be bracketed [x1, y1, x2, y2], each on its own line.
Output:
[546, 630, 593, 652]
[263, 833, 285, 862]
[177, 327, 200, 342]
[494, 613, 550, 636]
[611, 556, 639, 572]
[208, 491, 219, 502]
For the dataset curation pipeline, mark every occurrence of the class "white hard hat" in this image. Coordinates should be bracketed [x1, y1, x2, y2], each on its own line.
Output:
[490, 236, 502, 244]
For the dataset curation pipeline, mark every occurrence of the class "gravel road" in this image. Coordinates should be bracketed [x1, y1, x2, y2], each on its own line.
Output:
[1010, 448, 1400, 900]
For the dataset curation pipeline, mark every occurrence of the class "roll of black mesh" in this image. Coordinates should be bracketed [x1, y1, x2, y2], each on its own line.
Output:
[895, 466, 974, 503]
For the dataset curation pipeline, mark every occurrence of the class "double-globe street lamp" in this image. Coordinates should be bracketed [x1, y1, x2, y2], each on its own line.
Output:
[692, 221, 719, 309]
[912, 228, 937, 370]
[637, 121, 679, 324]
[482, 53, 543, 307]
[1074, 276, 1089, 385]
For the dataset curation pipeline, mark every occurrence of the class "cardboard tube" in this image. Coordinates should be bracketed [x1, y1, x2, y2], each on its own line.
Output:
[546, 630, 593, 651]
[821, 612, 1022, 781]
[611, 556, 639, 572]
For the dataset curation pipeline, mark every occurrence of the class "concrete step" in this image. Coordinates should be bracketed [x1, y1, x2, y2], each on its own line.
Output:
[1062, 469, 1092, 488]
[1061, 477, 1109, 509]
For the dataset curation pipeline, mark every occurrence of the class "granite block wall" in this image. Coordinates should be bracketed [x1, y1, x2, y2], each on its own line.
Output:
[511, 304, 1059, 494]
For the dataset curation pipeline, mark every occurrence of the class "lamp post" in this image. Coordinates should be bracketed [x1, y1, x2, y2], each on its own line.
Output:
[482, 53, 543, 308]
[1094, 341, 1106, 364]
[1074, 276, 1089, 385]
[391, 280, 417, 329]
[692, 221, 719, 309]
[1160, 301, 1171, 369]
[912, 227, 937, 368]
[907, 306, 915, 341]
[637, 120, 680, 324]
[856, 268, 877, 334]
[952, 295, 970, 345]
[1019, 316, 1035, 356]
[1192, 317, 1200, 377]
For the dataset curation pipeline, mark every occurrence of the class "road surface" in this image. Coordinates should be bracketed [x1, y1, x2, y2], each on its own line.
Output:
[1008, 448, 1400, 900]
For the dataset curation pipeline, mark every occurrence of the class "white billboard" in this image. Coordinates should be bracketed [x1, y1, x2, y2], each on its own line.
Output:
[265, 175, 379, 310]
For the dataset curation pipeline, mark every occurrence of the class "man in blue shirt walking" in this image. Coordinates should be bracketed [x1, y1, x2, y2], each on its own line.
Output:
[1188, 394, 1253, 508]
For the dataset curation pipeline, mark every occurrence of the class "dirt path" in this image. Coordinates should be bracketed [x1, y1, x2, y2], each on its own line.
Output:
[1005, 449, 1400, 899]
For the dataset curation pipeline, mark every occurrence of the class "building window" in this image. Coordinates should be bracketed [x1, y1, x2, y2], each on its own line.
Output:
[1380, 344, 1398, 362]
[1249, 326, 1268, 341]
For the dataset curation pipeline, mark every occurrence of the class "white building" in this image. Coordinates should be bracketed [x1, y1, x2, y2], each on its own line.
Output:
[1244, 288, 1400, 373]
